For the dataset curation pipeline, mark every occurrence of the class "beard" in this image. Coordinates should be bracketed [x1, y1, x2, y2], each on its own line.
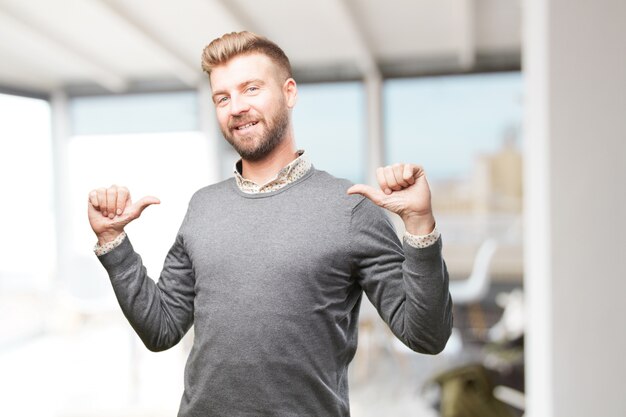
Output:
[221, 105, 289, 162]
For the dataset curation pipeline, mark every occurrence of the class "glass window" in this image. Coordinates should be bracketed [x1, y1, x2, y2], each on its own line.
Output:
[385, 72, 523, 182]
[66, 131, 212, 288]
[385, 72, 524, 277]
[0, 93, 54, 290]
[70, 91, 198, 135]
[293, 82, 366, 183]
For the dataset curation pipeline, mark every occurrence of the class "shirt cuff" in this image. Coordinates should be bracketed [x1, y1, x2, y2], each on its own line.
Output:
[94, 231, 127, 256]
[403, 226, 440, 249]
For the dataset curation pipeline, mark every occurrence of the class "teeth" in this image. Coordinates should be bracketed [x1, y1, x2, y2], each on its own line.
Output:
[237, 122, 255, 130]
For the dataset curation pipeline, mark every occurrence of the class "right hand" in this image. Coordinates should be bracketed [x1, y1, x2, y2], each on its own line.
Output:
[88, 185, 160, 245]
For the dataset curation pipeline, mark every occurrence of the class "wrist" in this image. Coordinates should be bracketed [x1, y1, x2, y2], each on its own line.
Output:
[97, 229, 124, 246]
[401, 212, 436, 235]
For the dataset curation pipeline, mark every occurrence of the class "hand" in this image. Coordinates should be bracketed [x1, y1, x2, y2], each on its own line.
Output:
[347, 163, 435, 235]
[87, 185, 160, 245]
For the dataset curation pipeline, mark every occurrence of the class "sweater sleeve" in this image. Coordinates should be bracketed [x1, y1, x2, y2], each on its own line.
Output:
[97, 223, 195, 352]
[349, 197, 453, 354]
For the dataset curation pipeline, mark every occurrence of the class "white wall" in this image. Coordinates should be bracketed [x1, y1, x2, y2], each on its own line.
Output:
[524, 1, 626, 416]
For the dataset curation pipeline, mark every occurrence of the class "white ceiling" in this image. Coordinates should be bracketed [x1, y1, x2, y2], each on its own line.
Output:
[0, 0, 521, 96]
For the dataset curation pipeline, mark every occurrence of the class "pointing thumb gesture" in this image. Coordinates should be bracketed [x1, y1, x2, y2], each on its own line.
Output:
[346, 184, 388, 206]
[88, 185, 160, 245]
[125, 196, 161, 222]
[347, 163, 436, 235]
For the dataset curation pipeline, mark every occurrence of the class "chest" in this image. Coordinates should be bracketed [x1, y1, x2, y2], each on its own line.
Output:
[182, 199, 355, 315]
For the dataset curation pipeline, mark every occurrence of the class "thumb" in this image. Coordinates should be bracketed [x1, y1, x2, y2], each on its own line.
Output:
[128, 196, 160, 220]
[347, 184, 386, 206]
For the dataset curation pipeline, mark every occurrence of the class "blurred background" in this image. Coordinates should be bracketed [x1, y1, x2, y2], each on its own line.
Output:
[0, 0, 623, 416]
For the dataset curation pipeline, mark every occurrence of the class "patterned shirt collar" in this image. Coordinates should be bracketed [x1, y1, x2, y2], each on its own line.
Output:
[233, 150, 312, 194]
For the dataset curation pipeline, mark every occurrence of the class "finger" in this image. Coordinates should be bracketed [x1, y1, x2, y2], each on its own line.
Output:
[116, 186, 130, 216]
[128, 196, 161, 220]
[403, 164, 416, 185]
[347, 184, 386, 206]
[376, 167, 391, 195]
[383, 166, 402, 192]
[96, 188, 107, 216]
[89, 190, 100, 210]
[413, 164, 426, 181]
[392, 164, 410, 188]
[87, 191, 101, 218]
[106, 186, 117, 219]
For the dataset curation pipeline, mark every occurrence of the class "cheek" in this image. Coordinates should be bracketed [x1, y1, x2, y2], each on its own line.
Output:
[215, 110, 229, 128]
[257, 100, 279, 117]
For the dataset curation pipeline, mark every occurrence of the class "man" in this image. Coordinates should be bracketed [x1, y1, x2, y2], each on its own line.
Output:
[88, 31, 452, 417]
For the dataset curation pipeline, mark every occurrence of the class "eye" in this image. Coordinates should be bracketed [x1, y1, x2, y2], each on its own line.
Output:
[216, 96, 229, 105]
[246, 86, 259, 93]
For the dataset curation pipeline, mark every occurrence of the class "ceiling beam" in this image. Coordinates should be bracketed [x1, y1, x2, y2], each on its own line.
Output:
[0, 5, 127, 92]
[211, 0, 262, 34]
[96, 0, 200, 87]
[332, 0, 380, 78]
[0, 82, 50, 100]
[0, 40, 60, 92]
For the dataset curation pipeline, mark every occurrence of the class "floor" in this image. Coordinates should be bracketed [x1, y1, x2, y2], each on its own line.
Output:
[0, 288, 521, 417]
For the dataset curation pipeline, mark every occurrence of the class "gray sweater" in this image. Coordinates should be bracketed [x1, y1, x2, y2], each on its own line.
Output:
[98, 167, 453, 417]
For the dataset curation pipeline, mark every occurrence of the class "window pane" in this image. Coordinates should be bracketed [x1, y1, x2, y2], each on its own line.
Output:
[0, 93, 54, 290]
[385, 72, 523, 182]
[66, 131, 212, 284]
[384, 72, 524, 278]
[70, 91, 198, 135]
[293, 82, 365, 183]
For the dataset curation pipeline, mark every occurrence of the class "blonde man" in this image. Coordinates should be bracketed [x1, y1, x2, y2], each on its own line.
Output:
[89, 31, 452, 417]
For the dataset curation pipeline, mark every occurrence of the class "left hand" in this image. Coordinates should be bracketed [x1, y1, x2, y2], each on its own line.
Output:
[347, 163, 435, 235]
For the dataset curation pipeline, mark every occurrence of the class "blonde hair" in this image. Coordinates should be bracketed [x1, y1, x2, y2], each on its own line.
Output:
[201, 31, 292, 78]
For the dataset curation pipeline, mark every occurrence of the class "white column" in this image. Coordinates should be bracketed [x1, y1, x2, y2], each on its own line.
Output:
[365, 71, 384, 186]
[50, 90, 71, 285]
[524, 1, 626, 416]
[457, 0, 476, 69]
[197, 78, 221, 183]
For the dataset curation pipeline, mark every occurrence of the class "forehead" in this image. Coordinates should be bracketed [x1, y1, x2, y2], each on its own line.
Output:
[209, 53, 281, 91]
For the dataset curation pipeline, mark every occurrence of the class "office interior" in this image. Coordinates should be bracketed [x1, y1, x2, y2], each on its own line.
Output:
[0, 1, 624, 416]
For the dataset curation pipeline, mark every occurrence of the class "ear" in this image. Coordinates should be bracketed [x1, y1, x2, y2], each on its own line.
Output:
[283, 78, 298, 108]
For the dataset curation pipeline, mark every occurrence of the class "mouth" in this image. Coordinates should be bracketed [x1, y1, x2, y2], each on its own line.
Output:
[232, 121, 258, 132]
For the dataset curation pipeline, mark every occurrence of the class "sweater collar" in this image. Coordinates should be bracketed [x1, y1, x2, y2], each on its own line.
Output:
[233, 150, 312, 194]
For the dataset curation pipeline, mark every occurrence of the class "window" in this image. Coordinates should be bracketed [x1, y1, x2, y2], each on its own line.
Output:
[293, 82, 366, 183]
[0, 93, 53, 290]
[385, 72, 522, 182]
[67, 91, 211, 289]
[385, 72, 524, 277]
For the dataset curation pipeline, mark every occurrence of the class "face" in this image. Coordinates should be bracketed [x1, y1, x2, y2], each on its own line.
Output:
[210, 53, 297, 162]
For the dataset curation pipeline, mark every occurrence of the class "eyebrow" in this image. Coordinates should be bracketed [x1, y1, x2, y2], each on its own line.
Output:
[212, 79, 266, 102]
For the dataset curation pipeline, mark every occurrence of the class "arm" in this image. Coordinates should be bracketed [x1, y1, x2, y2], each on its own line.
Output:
[88, 185, 195, 352]
[349, 198, 452, 354]
[98, 230, 195, 352]
[347, 164, 453, 354]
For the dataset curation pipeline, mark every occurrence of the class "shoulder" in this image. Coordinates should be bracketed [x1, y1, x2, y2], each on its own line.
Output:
[186, 178, 235, 210]
[306, 168, 367, 211]
[309, 169, 393, 226]
[193, 178, 232, 196]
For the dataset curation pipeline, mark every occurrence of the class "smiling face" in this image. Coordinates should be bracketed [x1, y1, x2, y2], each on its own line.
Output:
[210, 53, 297, 162]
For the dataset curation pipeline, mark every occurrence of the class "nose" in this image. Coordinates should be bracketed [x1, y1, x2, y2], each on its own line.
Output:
[229, 94, 250, 116]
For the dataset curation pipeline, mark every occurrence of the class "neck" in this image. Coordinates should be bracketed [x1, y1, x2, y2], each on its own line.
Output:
[241, 134, 298, 185]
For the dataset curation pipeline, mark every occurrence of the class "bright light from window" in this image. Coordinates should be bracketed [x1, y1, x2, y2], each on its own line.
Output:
[293, 82, 366, 183]
[0, 93, 54, 290]
[66, 131, 213, 296]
